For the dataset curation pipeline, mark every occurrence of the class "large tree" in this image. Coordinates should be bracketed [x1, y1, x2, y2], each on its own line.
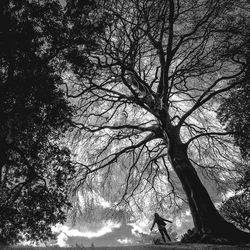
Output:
[0, 0, 75, 245]
[65, 0, 250, 243]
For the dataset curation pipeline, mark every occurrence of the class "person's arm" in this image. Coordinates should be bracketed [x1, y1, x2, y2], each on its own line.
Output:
[162, 217, 173, 223]
[150, 219, 156, 231]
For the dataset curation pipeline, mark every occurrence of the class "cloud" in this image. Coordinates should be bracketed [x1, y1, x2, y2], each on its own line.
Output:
[129, 218, 151, 235]
[117, 237, 134, 244]
[53, 220, 121, 247]
[61, 221, 139, 247]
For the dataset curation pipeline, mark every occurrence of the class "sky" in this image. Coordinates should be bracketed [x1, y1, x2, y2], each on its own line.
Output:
[50, 188, 235, 248]
[53, 216, 192, 247]
[52, 190, 194, 247]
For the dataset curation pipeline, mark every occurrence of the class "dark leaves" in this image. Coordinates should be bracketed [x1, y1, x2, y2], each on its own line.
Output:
[0, 0, 75, 245]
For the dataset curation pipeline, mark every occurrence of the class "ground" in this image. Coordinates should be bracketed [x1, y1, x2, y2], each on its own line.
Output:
[5, 243, 250, 250]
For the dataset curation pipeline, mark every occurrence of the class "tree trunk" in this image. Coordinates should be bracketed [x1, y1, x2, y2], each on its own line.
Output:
[167, 134, 250, 243]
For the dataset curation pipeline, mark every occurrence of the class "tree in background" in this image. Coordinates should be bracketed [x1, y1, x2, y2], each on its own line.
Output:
[217, 13, 250, 234]
[64, 0, 250, 243]
[0, 0, 75, 245]
[217, 11, 250, 159]
[219, 170, 250, 232]
[220, 194, 250, 232]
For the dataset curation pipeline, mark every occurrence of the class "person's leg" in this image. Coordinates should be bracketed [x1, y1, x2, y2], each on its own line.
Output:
[159, 229, 166, 242]
[163, 228, 171, 242]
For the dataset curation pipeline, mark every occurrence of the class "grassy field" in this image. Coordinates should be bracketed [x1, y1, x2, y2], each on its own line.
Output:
[4, 243, 250, 250]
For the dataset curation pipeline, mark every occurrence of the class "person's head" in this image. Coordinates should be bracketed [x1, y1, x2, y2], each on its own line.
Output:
[154, 213, 159, 219]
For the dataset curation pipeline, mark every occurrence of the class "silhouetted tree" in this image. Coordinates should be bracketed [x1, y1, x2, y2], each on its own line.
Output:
[65, 0, 250, 243]
[0, 0, 75, 245]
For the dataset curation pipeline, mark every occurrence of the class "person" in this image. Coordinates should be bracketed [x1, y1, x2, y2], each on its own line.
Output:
[150, 213, 172, 243]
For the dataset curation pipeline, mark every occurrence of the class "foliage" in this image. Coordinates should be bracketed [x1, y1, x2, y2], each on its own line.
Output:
[217, 82, 250, 159]
[217, 10, 250, 159]
[217, 60, 250, 159]
[220, 193, 250, 232]
[238, 170, 250, 192]
[180, 228, 196, 243]
[0, 0, 75, 245]
[63, 0, 109, 79]
[220, 170, 250, 232]
[216, 7, 250, 237]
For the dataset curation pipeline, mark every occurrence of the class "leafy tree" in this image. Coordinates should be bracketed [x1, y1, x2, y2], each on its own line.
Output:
[220, 193, 250, 232]
[0, 0, 75, 245]
[64, 0, 250, 243]
[181, 228, 196, 243]
[217, 5, 250, 235]
[217, 17, 250, 159]
[218, 73, 250, 159]
[220, 170, 250, 232]
[238, 170, 250, 192]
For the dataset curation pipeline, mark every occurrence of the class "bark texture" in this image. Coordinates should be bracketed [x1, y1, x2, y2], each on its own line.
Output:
[167, 130, 250, 243]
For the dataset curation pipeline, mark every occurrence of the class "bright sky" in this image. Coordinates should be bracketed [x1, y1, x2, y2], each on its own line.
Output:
[53, 213, 193, 247]
[51, 191, 195, 247]
[50, 187, 236, 247]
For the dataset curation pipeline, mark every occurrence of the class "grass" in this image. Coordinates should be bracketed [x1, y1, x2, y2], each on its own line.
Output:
[4, 242, 250, 250]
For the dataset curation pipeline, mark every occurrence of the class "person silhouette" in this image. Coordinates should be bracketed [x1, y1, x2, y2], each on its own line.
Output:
[150, 213, 172, 243]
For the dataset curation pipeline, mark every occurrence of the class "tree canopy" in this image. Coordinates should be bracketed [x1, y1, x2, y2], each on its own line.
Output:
[64, 0, 250, 243]
[0, 0, 75, 245]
